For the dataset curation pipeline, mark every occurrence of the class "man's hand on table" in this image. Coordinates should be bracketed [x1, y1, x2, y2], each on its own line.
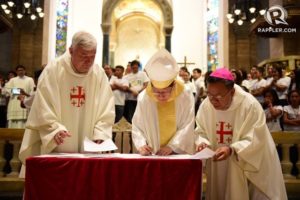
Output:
[54, 130, 71, 145]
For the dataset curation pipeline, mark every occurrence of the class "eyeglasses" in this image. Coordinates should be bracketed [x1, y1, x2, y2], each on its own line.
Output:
[207, 89, 232, 100]
[152, 85, 174, 97]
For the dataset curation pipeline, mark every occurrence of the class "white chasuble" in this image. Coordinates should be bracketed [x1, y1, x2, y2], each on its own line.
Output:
[5, 76, 35, 127]
[132, 81, 195, 154]
[195, 85, 287, 200]
[19, 52, 115, 171]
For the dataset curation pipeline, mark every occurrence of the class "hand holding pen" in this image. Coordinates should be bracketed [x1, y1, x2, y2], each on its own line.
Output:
[138, 145, 153, 156]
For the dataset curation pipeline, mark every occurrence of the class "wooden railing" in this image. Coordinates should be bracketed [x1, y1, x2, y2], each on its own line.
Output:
[272, 132, 300, 178]
[0, 127, 299, 196]
[271, 131, 300, 197]
[0, 128, 24, 178]
[0, 128, 25, 194]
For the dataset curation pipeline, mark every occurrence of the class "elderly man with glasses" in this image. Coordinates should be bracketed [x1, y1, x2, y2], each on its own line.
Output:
[195, 68, 287, 200]
[132, 49, 195, 156]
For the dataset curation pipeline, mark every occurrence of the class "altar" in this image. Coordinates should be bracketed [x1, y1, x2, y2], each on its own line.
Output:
[24, 154, 203, 200]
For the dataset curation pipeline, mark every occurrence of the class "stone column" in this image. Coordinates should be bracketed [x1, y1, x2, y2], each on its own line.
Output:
[218, 0, 229, 68]
[270, 38, 284, 58]
[297, 144, 300, 178]
[101, 23, 111, 66]
[6, 140, 21, 177]
[0, 140, 5, 176]
[281, 143, 295, 179]
[164, 25, 173, 52]
[269, 0, 284, 58]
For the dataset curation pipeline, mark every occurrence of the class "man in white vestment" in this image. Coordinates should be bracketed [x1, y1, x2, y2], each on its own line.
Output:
[5, 65, 35, 128]
[132, 49, 195, 156]
[19, 68, 44, 110]
[195, 68, 287, 200]
[19, 31, 115, 176]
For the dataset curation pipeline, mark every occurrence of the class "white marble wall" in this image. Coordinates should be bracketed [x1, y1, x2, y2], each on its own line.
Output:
[172, 0, 206, 72]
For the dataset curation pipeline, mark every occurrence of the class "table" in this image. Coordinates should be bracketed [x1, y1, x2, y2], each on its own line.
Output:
[25, 155, 202, 200]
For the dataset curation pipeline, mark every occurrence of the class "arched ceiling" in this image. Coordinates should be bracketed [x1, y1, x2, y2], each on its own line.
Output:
[102, 0, 173, 27]
[103, 0, 172, 6]
[114, 0, 162, 23]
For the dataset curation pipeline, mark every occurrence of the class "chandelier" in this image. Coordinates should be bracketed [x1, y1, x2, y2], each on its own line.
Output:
[226, 0, 266, 26]
[0, 0, 44, 20]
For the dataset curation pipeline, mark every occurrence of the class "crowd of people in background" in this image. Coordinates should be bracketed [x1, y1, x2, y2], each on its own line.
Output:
[105, 62, 300, 132]
[0, 61, 299, 133]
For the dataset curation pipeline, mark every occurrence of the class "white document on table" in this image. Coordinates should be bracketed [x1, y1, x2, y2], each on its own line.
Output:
[111, 148, 215, 160]
[190, 148, 215, 160]
[35, 148, 214, 159]
[83, 137, 118, 152]
[36, 153, 86, 158]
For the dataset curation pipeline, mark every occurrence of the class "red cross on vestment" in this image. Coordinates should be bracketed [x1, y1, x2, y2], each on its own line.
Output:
[70, 86, 85, 107]
[216, 121, 233, 144]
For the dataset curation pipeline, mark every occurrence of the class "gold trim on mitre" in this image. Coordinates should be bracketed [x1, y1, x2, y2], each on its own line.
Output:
[151, 77, 176, 89]
[146, 80, 184, 103]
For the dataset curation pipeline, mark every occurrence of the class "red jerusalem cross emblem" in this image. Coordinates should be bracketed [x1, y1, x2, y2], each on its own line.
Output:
[70, 86, 85, 107]
[216, 121, 233, 144]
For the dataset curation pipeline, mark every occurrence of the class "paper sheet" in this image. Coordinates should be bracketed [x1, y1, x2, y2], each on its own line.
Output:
[36, 153, 86, 158]
[83, 137, 118, 152]
[112, 148, 215, 160]
[35, 148, 215, 160]
[190, 148, 215, 159]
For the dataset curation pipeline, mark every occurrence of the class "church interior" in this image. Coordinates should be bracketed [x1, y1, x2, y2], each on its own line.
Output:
[0, 0, 300, 199]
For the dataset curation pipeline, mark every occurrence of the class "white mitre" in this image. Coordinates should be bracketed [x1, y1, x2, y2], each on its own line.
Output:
[145, 49, 179, 89]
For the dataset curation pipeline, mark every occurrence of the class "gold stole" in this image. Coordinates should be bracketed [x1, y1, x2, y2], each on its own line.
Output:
[146, 80, 184, 147]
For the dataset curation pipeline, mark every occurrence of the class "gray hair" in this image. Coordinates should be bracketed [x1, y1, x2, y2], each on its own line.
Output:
[71, 31, 97, 50]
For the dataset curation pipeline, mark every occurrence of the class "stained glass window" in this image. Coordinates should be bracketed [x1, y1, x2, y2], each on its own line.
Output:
[55, 0, 69, 57]
[207, 0, 219, 71]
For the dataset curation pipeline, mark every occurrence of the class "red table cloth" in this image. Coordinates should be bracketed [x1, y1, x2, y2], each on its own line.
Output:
[25, 156, 202, 200]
